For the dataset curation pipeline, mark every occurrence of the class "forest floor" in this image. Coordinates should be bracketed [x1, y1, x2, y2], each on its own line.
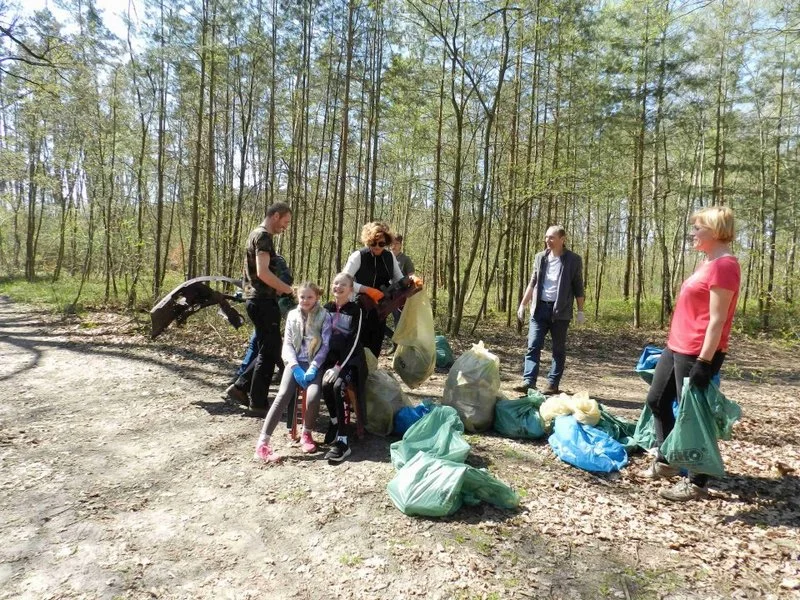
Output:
[1, 295, 799, 600]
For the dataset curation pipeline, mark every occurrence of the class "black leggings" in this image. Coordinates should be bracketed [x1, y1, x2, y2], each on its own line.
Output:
[322, 366, 358, 439]
[646, 347, 725, 487]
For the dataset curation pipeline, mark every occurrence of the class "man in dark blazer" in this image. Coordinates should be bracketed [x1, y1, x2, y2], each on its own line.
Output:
[515, 225, 585, 395]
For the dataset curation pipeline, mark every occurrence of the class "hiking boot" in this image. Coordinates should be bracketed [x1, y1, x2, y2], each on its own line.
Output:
[642, 458, 680, 480]
[324, 420, 338, 445]
[254, 442, 281, 463]
[325, 440, 351, 463]
[542, 383, 560, 395]
[512, 381, 533, 394]
[300, 431, 317, 453]
[660, 479, 709, 502]
[225, 383, 249, 406]
[247, 403, 267, 417]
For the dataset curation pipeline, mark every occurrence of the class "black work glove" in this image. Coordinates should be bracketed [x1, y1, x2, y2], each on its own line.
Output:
[688, 358, 714, 389]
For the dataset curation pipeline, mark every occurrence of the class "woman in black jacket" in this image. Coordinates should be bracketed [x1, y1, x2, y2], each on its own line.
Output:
[342, 222, 403, 358]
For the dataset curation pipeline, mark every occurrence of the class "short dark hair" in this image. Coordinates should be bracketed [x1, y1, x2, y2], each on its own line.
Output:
[394, 234, 404, 243]
[266, 202, 292, 218]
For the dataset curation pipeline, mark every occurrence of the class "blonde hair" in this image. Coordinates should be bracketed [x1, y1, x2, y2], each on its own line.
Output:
[360, 222, 393, 247]
[691, 206, 734, 243]
[295, 281, 323, 298]
[332, 272, 354, 288]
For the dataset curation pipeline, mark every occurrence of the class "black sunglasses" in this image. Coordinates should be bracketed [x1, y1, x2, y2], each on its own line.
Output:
[369, 241, 387, 248]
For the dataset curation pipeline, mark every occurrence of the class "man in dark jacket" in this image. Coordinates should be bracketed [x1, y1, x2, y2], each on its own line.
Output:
[515, 225, 585, 395]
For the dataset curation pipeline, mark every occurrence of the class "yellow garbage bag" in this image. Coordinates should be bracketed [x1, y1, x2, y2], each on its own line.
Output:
[392, 290, 436, 388]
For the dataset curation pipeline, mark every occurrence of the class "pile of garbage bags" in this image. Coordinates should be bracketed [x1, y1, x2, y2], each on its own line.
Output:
[491, 390, 635, 473]
[387, 405, 519, 517]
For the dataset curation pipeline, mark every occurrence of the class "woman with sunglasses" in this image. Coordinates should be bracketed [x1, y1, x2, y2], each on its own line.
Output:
[342, 222, 404, 358]
[643, 206, 740, 502]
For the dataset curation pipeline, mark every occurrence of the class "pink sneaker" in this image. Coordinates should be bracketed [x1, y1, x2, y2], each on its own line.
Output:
[300, 431, 317, 453]
[254, 441, 281, 463]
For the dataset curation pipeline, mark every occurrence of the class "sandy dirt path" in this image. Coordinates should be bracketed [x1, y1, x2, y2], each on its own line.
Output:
[1, 297, 798, 599]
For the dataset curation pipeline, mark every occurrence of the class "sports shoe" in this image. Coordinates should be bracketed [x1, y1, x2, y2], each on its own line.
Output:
[542, 383, 560, 395]
[254, 442, 281, 463]
[325, 440, 351, 462]
[642, 458, 680, 480]
[660, 479, 709, 502]
[300, 431, 317, 453]
[225, 384, 249, 406]
[324, 420, 338, 445]
[512, 381, 533, 393]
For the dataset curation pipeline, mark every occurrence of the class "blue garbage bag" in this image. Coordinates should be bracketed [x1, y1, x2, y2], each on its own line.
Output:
[548, 415, 629, 473]
[635, 346, 663, 384]
[393, 401, 434, 435]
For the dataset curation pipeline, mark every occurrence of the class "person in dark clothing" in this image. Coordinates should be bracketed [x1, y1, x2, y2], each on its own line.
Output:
[384, 234, 416, 352]
[342, 222, 403, 358]
[225, 254, 295, 405]
[515, 225, 585, 395]
[233, 203, 294, 415]
[320, 273, 366, 462]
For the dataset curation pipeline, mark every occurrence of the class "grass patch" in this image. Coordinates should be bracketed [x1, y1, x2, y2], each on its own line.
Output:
[598, 566, 683, 600]
[338, 553, 363, 567]
[0, 272, 187, 314]
[451, 526, 495, 557]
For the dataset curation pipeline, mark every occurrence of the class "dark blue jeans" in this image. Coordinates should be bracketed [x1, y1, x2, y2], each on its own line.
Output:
[522, 301, 569, 388]
[237, 330, 258, 377]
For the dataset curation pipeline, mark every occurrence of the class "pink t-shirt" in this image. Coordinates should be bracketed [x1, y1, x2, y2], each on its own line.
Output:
[667, 255, 740, 356]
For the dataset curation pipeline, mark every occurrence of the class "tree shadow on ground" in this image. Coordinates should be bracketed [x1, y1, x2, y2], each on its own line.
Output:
[715, 474, 800, 529]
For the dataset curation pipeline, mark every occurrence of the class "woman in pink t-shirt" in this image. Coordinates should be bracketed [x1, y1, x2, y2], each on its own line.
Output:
[643, 206, 740, 502]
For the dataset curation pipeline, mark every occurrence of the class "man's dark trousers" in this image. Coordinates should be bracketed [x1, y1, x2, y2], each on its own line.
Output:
[246, 298, 281, 410]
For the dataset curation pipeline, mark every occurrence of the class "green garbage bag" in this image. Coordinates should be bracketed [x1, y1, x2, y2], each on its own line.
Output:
[435, 335, 454, 368]
[493, 392, 547, 439]
[442, 341, 501, 432]
[390, 405, 470, 470]
[660, 381, 737, 477]
[630, 403, 657, 451]
[392, 290, 436, 388]
[461, 466, 520, 509]
[386, 452, 519, 517]
[705, 383, 742, 440]
[596, 405, 638, 452]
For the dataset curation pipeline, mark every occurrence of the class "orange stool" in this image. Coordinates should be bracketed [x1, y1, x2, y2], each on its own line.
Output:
[342, 384, 365, 439]
[289, 388, 307, 441]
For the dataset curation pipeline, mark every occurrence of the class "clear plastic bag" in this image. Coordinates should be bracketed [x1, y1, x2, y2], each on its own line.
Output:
[442, 341, 500, 432]
[364, 369, 410, 436]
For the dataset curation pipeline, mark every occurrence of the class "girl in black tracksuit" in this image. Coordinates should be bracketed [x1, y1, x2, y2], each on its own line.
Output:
[320, 273, 367, 462]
